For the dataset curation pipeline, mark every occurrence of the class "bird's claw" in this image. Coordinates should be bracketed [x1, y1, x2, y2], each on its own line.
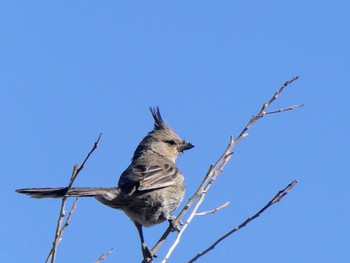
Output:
[168, 216, 183, 232]
[141, 243, 157, 262]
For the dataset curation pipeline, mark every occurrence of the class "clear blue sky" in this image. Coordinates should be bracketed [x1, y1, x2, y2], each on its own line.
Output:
[1, 1, 349, 262]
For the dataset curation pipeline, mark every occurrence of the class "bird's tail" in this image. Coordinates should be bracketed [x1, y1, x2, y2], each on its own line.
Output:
[16, 187, 116, 199]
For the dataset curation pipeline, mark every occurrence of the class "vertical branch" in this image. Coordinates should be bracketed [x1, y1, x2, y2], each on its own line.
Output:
[45, 133, 102, 263]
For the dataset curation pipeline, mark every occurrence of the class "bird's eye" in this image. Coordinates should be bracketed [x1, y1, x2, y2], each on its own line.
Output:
[166, 140, 176, 145]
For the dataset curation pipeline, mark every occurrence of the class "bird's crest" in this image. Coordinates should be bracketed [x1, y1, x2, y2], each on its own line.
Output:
[149, 106, 167, 130]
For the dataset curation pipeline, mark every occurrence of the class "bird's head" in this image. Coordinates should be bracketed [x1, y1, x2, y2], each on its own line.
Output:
[133, 107, 194, 162]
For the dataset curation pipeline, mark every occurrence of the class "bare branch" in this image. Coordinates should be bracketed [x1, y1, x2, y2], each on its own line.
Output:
[161, 155, 233, 263]
[69, 133, 102, 186]
[266, 76, 299, 107]
[150, 164, 214, 255]
[151, 151, 232, 259]
[265, 104, 304, 115]
[45, 133, 102, 263]
[95, 248, 114, 263]
[236, 76, 299, 141]
[153, 76, 301, 261]
[187, 180, 298, 263]
[45, 165, 79, 263]
[59, 198, 78, 234]
[195, 202, 230, 216]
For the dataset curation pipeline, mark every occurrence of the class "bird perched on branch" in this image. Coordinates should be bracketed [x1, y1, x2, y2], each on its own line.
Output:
[16, 107, 194, 261]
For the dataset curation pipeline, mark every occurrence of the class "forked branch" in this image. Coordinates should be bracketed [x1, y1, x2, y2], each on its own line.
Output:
[151, 76, 301, 262]
[45, 133, 102, 263]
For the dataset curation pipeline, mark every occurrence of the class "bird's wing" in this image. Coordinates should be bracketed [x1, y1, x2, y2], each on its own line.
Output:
[118, 161, 182, 191]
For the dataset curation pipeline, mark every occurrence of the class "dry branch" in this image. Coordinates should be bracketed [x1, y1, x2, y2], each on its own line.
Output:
[195, 202, 230, 216]
[95, 247, 114, 263]
[42, 77, 300, 263]
[59, 198, 78, 237]
[187, 180, 298, 263]
[45, 133, 102, 263]
[152, 76, 301, 262]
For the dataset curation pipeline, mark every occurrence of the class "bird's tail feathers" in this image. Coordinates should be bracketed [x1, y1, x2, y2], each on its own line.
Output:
[16, 187, 116, 199]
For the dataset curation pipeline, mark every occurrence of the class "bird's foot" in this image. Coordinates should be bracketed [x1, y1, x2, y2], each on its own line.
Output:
[141, 243, 157, 263]
[167, 215, 183, 232]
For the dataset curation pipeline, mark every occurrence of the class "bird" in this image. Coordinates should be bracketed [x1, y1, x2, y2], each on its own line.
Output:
[16, 107, 194, 261]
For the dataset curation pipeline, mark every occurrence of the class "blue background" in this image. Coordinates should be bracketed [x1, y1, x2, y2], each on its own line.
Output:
[1, 1, 349, 262]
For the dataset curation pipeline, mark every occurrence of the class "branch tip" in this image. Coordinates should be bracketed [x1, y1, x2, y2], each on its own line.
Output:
[45, 134, 102, 263]
[229, 135, 234, 143]
[187, 180, 298, 262]
[195, 202, 230, 216]
[95, 247, 114, 263]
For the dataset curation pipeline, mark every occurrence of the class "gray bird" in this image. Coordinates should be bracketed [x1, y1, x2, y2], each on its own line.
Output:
[16, 107, 194, 261]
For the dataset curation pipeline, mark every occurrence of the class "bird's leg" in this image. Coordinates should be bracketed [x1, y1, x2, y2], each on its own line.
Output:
[166, 215, 183, 232]
[134, 222, 156, 262]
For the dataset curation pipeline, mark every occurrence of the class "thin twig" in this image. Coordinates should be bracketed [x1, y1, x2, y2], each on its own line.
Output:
[187, 180, 298, 263]
[60, 198, 78, 234]
[95, 247, 114, 263]
[45, 133, 102, 263]
[265, 104, 304, 115]
[236, 76, 299, 141]
[69, 133, 102, 186]
[195, 202, 230, 216]
[46, 165, 79, 263]
[153, 76, 301, 262]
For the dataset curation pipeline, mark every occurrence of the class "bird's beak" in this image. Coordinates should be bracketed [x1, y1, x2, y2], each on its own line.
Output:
[179, 141, 194, 152]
